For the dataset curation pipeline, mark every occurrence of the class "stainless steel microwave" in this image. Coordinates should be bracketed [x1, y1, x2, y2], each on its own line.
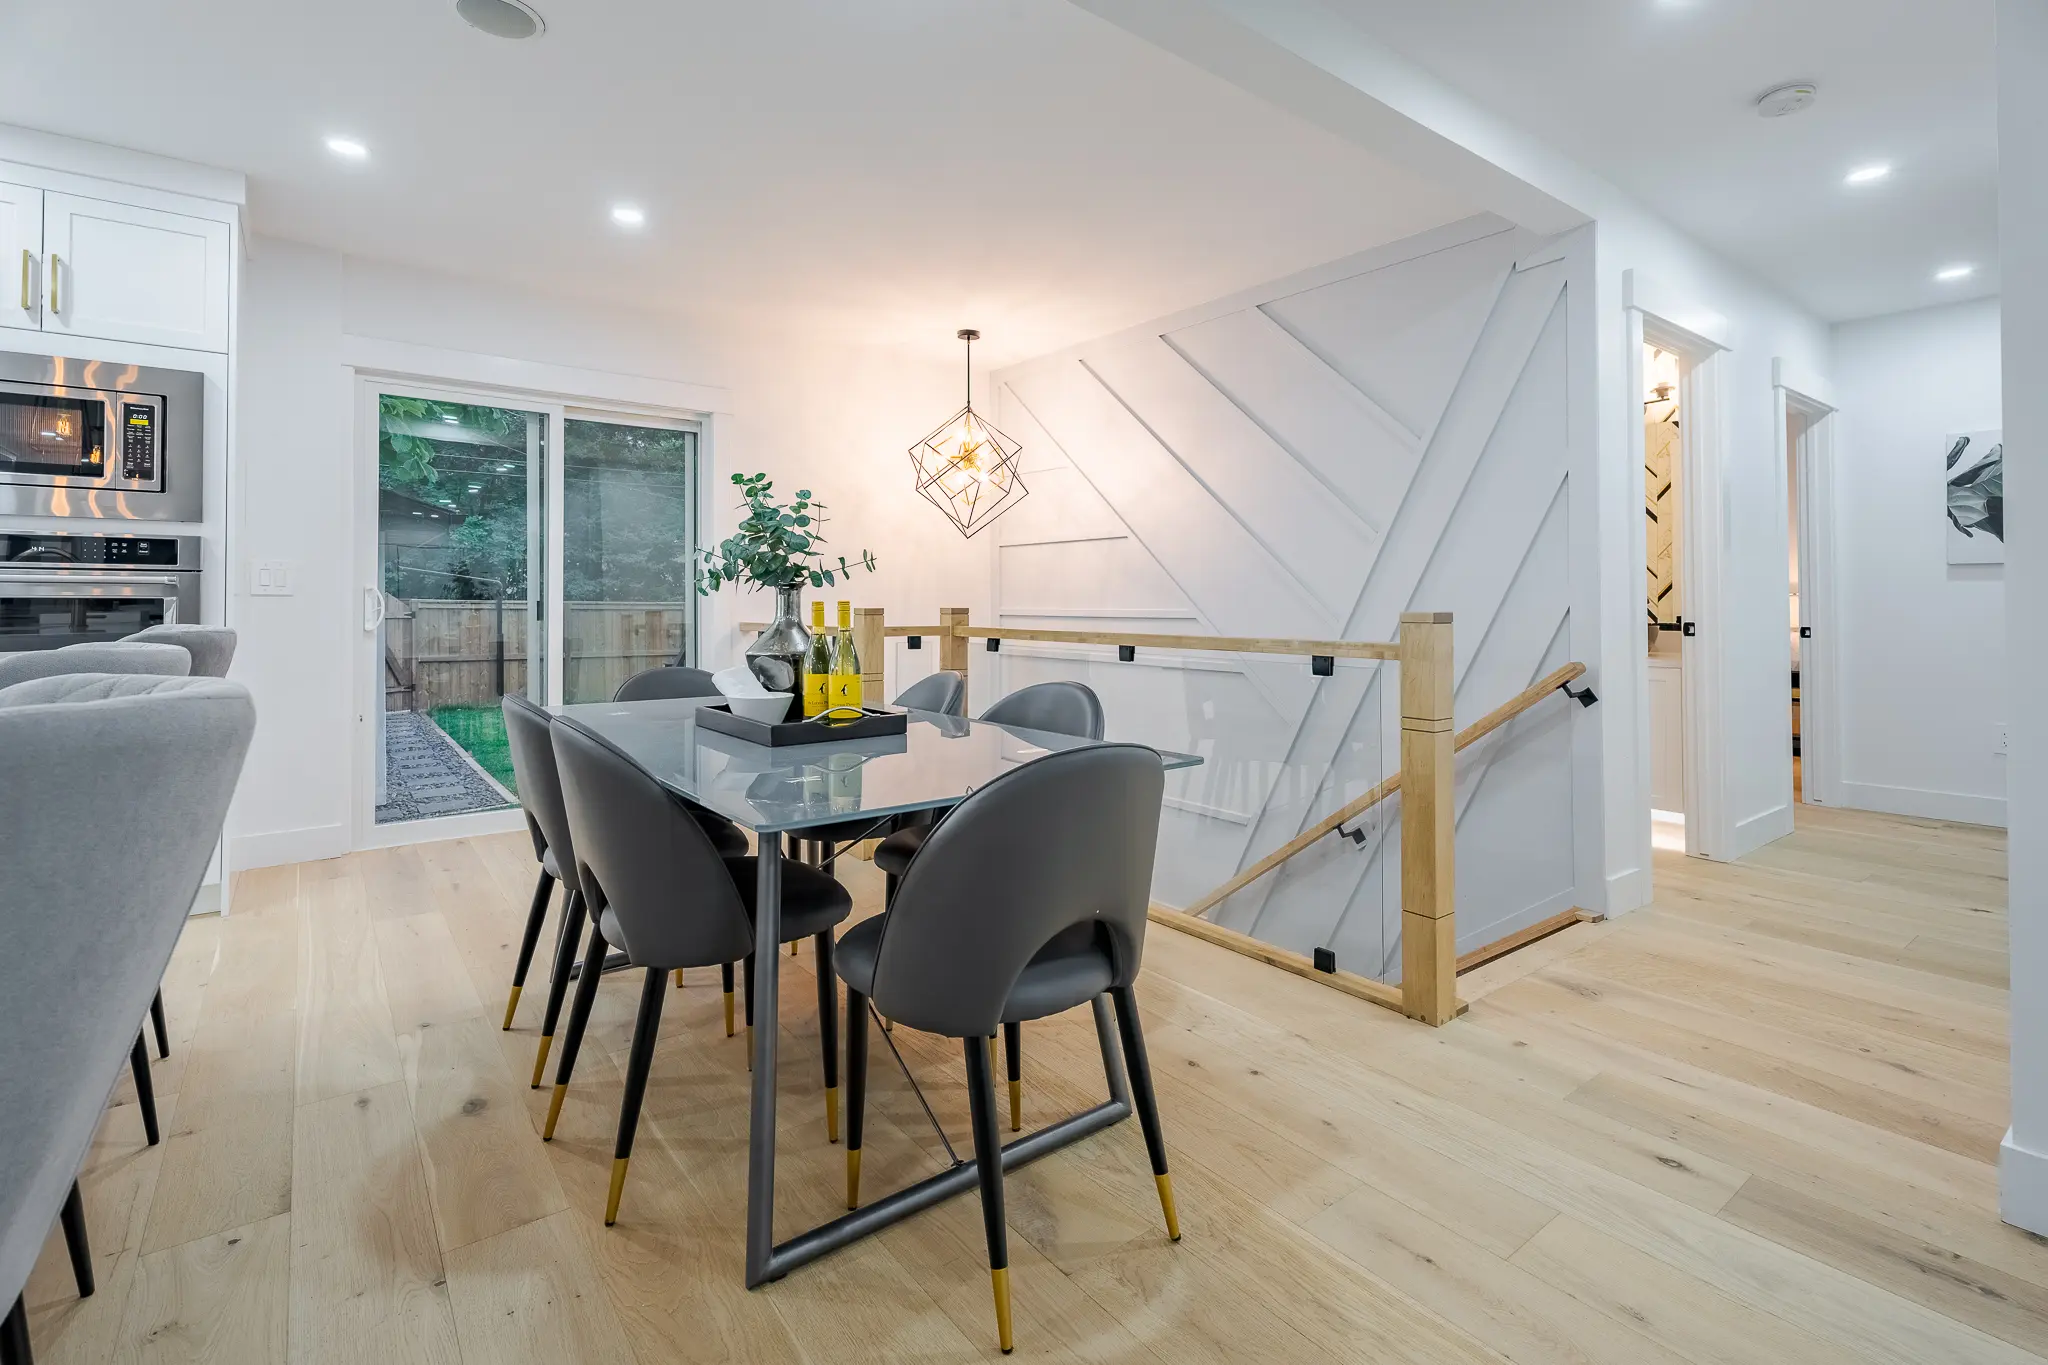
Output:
[0, 352, 203, 522]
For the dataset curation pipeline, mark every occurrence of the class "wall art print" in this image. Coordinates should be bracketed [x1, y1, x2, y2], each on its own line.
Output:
[1945, 428, 2004, 565]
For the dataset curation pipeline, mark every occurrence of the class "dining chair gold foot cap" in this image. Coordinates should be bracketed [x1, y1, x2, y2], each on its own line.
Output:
[530, 1034, 553, 1089]
[674, 968, 684, 988]
[1008, 1078, 1022, 1132]
[1156, 1173, 1181, 1242]
[605, 1158, 629, 1226]
[542, 1084, 567, 1141]
[724, 991, 735, 1038]
[826, 1086, 840, 1143]
[991, 1267, 1014, 1354]
[501, 985, 522, 1031]
[846, 1148, 862, 1210]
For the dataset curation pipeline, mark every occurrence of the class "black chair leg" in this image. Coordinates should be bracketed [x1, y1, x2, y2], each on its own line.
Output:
[845, 989, 868, 1209]
[532, 889, 586, 1087]
[1003, 1021, 1023, 1132]
[963, 1035, 1014, 1355]
[815, 931, 839, 1142]
[721, 961, 736, 1038]
[149, 989, 169, 1060]
[606, 967, 668, 1227]
[504, 870, 554, 1030]
[743, 953, 756, 1071]
[59, 1181, 92, 1298]
[1111, 984, 1180, 1242]
[543, 916, 611, 1141]
[129, 1032, 159, 1146]
[0, 1293, 29, 1365]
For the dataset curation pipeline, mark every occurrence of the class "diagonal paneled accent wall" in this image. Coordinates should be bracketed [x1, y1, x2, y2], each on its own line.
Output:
[991, 216, 1596, 980]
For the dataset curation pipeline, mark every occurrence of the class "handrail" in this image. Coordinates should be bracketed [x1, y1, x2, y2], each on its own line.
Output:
[1176, 661, 1586, 920]
[879, 623, 1398, 661]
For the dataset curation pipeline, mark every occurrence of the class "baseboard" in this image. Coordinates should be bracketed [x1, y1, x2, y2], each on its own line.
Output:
[232, 822, 350, 871]
[1730, 802, 1796, 858]
[1603, 865, 1651, 916]
[1837, 780, 2007, 828]
[2003, 1130, 2048, 1236]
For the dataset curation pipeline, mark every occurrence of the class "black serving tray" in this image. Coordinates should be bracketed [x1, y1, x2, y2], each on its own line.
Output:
[695, 703, 909, 747]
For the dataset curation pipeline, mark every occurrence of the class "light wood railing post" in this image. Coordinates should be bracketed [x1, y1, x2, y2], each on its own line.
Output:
[1399, 612, 1457, 1026]
[853, 606, 885, 705]
[939, 605, 970, 698]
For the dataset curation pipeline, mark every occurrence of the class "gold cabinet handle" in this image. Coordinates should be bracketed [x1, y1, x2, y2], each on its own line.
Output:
[18, 249, 28, 313]
[48, 253, 59, 316]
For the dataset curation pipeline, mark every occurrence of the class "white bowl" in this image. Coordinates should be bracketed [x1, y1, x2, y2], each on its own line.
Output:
[724, 693, 793, 725]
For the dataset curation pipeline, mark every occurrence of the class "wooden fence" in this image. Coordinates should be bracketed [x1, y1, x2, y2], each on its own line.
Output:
[385, 599, 688, 712]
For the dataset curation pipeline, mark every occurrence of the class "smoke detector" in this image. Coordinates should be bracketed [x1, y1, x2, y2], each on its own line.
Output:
[1754, 83, 1818, 118]
[456, 0, 544, 39]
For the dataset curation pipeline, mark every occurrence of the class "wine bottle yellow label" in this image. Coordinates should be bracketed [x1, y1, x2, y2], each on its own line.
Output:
[803, 600, 831, 717]
[830, 601, 862, 710]
[830, 671, 863, 710]
[804, 673, 830, 718]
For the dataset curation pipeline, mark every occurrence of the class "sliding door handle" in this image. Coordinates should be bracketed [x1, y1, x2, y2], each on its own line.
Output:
[363, 586, 386, 632]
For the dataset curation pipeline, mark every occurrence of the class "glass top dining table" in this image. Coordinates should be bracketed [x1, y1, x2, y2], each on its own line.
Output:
[545, 695, 1201, 1288]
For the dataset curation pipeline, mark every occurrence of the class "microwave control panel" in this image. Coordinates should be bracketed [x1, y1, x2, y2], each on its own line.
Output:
[120, 403, 158, 481]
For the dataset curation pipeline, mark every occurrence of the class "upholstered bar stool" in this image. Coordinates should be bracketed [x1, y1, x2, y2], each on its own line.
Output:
[872, 679, 1106, 1129]
[125, 624, 237, 679]
[835, 742, 1177, 1354]
[0, 674, 254, 1365]
[545, 714, 853, 1223]
[0, 641, 189, 689]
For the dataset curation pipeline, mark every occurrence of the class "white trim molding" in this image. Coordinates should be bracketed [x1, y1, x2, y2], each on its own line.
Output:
[1837, 780, 2007, 829]
[2003, 1129, 2048, 1237]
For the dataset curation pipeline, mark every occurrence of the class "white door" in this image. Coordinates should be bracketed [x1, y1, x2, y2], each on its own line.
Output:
[0, 181, 42, 332]
[1648, 655, 1686, 812]
[43, 193, 231, 352]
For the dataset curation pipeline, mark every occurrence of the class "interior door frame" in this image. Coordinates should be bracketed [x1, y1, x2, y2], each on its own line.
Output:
[1625, 272, 1734, 863]
[1774, 357, 1840, 808]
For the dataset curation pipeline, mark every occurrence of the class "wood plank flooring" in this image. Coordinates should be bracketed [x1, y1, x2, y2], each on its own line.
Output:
[24, 804, 2042, 1363]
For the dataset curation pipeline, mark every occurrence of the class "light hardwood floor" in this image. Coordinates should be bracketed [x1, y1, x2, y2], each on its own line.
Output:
[24, 804, 2041, 1363]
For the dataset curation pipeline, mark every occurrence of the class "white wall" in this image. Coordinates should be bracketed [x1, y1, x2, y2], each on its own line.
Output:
[991, 216, 1599, 977]
[1830, 300, 2005, 825]
[231, 237, 981, 869]
[1998, 0, 2048, 1238]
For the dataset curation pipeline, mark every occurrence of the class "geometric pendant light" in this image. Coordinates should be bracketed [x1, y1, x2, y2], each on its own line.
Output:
[908, 328, 1028, 538]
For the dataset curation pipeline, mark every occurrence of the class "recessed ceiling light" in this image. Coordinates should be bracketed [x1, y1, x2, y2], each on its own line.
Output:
[441, 414, 460, 423]
[611, 204, 647, 228]
[1844, 163, 1892, 185]
[1936, 264, 1977, 282]
[325, 136, 369, 161]
[455, 0, 544, 39]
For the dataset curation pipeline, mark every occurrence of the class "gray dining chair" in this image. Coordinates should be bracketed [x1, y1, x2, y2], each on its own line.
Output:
[835, 742, 1175, 1354]
[0, 674, 254, 1364]
[891, 669, 965, 717]
[545, 714, 853, 1225]
[872, 679, 1107, 1129]
[0, 641, 189, 689]
[126, 624, 237, 678]
[614, 665, 720, 702]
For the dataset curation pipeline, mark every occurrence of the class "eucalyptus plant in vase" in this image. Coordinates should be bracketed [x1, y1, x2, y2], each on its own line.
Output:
[697, 472, 877, 696]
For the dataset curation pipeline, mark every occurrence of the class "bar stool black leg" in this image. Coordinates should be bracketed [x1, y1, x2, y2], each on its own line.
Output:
[149, 989, 169, 1059]
[1003, 1021, 1023, 1132]
[543, 916, 611, 1141]
[532, 888, 586, 1087]
[504, 870, 554, 1029]
[129, 1032, 158, 1146]
[721, 960, 736, 1038]
[59, 1181, 92, 1298]
[963, 1035, 1014, 1354]
[0, 1293, 29, 1365]
[1111, 984, 1180, 1242]
[815, 931, 839, 1142]
[845, 989, 868, 1209]
[606, 967, 668, 1226]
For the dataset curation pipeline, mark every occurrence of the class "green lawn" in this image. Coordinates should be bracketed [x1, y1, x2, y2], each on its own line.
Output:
[430, 704, 518, 794]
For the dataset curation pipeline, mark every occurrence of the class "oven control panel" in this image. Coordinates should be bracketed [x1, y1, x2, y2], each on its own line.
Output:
[1, 533, 184, 566]
[120, 403, 158, 481]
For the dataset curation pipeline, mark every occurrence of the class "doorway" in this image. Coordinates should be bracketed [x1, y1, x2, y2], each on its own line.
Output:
[1777, 372, 1837, 808]
[354, 377, 703, 845]
[1644, 343, 1686, 850]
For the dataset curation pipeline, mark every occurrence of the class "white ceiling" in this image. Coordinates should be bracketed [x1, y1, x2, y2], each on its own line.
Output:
[1318, 0, 2000, 322]
[0, 0, 1476, 365]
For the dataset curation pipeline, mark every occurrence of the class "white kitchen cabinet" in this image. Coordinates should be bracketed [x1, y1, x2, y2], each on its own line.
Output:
[42, 192, 231, 352]
[0, 181, 42, 331]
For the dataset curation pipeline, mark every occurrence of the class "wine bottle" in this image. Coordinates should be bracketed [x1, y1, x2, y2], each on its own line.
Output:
[832, 600, 863, 710]
[803, 600, 832, 718]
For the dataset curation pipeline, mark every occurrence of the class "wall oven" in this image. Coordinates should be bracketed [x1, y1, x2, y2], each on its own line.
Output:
[0, 532, 201, 654]
[0, 352, 203, 521]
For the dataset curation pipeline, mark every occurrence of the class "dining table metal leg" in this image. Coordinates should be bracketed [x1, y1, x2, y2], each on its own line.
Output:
[745, 835, 783, 1287]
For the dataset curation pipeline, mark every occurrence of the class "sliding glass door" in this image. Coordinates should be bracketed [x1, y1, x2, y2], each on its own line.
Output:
[362, 383, 700, 835]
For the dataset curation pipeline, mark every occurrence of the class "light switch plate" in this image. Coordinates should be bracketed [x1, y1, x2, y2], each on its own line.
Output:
[251, 559, 294, 597]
